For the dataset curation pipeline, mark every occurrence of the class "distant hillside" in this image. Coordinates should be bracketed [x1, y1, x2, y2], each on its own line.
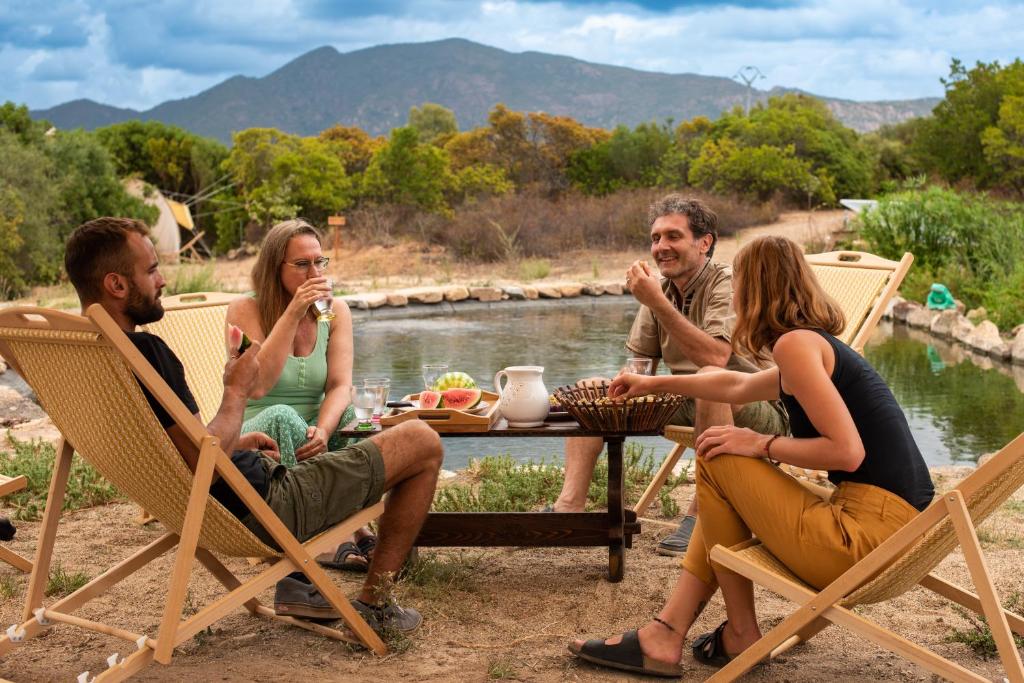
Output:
[32, 38, 939, 143]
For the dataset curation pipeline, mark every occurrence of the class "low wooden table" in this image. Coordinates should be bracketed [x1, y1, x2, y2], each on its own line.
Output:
[338, 419, 661, 582]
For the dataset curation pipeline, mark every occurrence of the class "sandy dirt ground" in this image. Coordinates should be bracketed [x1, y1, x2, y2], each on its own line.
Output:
[4, 209, 1023, 681]
[1, 468, 1022, 682]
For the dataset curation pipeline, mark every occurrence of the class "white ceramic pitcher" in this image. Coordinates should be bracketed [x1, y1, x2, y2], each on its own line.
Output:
[493, 366, 550, 428]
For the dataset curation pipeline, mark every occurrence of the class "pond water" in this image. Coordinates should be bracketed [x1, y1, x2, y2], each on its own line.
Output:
[352, 299, 1024, 470]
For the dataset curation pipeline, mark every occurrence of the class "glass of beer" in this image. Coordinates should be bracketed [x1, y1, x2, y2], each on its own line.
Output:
[315, 278, 335, 322]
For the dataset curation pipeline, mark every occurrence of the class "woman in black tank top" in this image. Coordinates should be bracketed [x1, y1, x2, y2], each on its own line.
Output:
[569, 236, 934, 677]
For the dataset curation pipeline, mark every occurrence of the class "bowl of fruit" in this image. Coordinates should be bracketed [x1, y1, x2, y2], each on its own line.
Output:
[553, 382, 686, 432]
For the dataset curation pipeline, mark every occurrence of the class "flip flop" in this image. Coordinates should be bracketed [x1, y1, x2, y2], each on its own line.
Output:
[692, 620, 734, 667]
[568, 630, 683, 678]
[316, 541, 368, 572]
[355, 534, 377, 562]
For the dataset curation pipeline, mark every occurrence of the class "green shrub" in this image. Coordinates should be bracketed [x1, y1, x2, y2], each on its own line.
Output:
[432, 443, 686, 513]
[517, 258, 551, 281]
[945, 592, 1024, 659]
[166, 264, 222, 295]
[0, 436, 122, 521]
[857, 186, 1024, 327]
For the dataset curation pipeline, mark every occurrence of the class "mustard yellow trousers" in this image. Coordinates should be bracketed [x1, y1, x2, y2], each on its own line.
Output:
[681, 454, 920, 589]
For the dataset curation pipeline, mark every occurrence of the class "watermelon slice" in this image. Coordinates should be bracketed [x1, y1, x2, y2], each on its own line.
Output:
[432, 371, 476, 391]
[418, 390, 443, 409]
[442, 388, 483, 410]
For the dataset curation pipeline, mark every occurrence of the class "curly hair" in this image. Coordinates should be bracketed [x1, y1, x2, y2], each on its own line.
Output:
[647, 194, 719, 257]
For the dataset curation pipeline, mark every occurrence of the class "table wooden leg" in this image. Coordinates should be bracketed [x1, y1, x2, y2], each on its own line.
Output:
[606, 437, 625, 582]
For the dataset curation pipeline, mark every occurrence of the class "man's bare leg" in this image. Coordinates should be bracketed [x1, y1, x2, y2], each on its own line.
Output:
[358, 420, 443, 603]
[552, 436, 604, 512]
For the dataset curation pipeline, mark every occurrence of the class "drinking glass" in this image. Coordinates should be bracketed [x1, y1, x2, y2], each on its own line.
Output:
[421, 363, 448, 391]
[350, 385, 375, 431]
[625, 357, 653, 375]
[363, 377, 391, 423]
[315, 277, 336, 322]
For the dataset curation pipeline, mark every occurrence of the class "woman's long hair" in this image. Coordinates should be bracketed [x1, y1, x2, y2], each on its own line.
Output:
[731, 236, 845, 361]
[251, 219, 324, 336]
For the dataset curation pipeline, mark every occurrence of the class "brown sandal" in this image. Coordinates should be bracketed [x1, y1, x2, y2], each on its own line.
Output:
[316, 542, 368, 572]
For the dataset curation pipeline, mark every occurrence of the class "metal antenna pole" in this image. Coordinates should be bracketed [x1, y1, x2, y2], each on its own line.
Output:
[733, 66, 765, 115]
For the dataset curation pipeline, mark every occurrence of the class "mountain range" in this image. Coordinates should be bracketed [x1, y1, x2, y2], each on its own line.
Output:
[32, 38, 939, 144]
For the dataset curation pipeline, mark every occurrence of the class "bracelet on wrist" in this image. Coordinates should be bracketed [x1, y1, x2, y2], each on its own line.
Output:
[763, 434, 781, 458]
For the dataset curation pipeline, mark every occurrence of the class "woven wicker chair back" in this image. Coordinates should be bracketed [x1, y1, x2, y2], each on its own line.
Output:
[0, 309, 276, 559]
[143, 292, 236, 423]
[845, 431, 1024, 605]
[805, 251, 905, 348]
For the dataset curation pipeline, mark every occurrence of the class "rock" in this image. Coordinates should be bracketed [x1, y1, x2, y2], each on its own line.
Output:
[2, 417, 62, 450]
[976, 452, 996, 468]
[883, 296, 903, 320]
[536, 285, 562, 299]
[929, 310, 960, 338]
[966, 307, 988, 324]
[1014, 365, 1024, 393]
[905, 307, 937, 330]
[582, 282, 604, 296]
[398, 287, 444, 305]
[892, 300, 915, 322]
[385, 293, 409, 307]
[521, 285, 539, 300]
[1013, 323, 1024, 337]
[443, 286, 470, 302]
[340, 293, 387, 310]
[503, 286, 527, 301]
[951, 317, 975, 344]
[1013, 327, 1024, 366]
[955, 299, 966, 314]
[469, 286, 503, 302]
[0, 352, 6, 374]
[965, 320, 1005, 356]
[558, 282, 585, 298]
[602, 281, 624, 296]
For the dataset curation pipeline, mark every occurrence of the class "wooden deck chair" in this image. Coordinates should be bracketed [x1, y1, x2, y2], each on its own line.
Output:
[632, 250, 914, 515]
[707, 431, 1024, 683]
[0, 476, 32, 573]
[142, 291, 237, 423]
[0, 305, 387, 682]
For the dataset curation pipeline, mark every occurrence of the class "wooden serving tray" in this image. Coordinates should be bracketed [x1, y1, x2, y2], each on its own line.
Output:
[380, 390, 502, 432]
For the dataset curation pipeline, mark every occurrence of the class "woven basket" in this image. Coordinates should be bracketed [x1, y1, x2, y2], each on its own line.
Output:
[554, 383, 686, 432]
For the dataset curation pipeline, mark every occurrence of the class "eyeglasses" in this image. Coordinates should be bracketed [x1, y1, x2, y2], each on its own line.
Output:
[284, 257, 330, 272]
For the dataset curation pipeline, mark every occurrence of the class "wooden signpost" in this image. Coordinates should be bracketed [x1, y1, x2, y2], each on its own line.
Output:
[327, 215, 346, 260]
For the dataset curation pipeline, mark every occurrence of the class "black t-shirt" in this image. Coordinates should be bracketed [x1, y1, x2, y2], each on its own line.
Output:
[127, 331, 269, 519]
[779, 330, 934, 511]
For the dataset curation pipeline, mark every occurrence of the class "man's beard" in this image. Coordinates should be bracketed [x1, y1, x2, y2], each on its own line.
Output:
[125, 284, 164, 326]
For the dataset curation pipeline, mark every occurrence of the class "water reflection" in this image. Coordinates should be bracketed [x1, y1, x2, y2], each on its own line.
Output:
[352, 301, 1024, 469]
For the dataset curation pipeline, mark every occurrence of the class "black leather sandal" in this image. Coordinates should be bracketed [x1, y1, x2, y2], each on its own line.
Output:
[568, 626, 684, 678]
[692, 620, 734, 667]
[315, 542, 368, 572]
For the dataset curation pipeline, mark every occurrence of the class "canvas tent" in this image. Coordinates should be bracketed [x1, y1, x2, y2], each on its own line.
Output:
[123, 179, 197, 262]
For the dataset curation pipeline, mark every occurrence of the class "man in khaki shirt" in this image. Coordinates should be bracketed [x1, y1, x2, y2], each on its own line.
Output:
[550, 194, 788, 556]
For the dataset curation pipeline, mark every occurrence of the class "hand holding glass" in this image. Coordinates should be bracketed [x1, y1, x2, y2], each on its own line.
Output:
[315, 278, 335, 322]
[350, 386, 376, 431]
[422, 363, 448, 391]
[625, 357, 653, 375]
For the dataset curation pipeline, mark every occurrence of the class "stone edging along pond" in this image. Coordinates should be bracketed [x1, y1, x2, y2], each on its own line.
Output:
[885, 296, 1024, 367]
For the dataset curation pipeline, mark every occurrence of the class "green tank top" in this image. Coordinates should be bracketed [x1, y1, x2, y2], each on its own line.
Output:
[244, 319, 330, 424]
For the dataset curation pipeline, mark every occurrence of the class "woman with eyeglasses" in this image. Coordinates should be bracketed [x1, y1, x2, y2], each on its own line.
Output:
[227, 218, 375, 571]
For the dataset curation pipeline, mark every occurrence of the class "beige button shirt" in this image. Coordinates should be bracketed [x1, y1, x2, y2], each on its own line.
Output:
[625, 259, 763, 375]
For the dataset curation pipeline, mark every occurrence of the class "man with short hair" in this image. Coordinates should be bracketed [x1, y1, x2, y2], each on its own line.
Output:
[64, 217, 442, 634]
[550, 195, 788, 556]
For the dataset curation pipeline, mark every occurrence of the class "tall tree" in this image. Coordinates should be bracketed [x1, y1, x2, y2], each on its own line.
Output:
[408, 103, 459, 145]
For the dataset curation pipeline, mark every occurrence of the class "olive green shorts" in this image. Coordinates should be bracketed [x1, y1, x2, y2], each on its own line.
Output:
[242, 439, 386, 549]
[671, 398, 789, 436]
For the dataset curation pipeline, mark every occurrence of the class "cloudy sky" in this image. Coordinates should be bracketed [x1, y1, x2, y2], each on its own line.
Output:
[3, 0, 1023, 111]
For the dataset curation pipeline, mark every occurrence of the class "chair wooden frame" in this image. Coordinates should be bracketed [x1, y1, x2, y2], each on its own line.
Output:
[0, 475, 32, 573]
[707, 431, 1024, 683]
[632, 250, 914, 515]
[0, 305, 387, 682]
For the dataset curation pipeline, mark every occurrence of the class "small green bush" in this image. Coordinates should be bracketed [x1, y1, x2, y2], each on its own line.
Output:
[45, 563, 90, 597]
[166, 264, 222, 295]
[0, 435, 122, 521]
[517, 257, 551, 281]
[945, 592, 1024, 659]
